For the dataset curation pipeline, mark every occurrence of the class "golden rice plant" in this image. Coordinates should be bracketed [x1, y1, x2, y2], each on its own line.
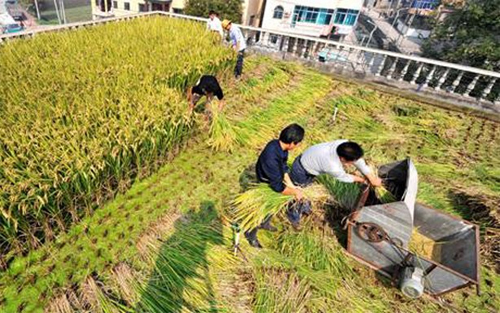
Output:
[0, 16, 234, 256]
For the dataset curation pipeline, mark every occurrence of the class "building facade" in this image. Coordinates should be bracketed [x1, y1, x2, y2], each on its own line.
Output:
[260, 0, 364, 39]
[92, 0, 264, 27]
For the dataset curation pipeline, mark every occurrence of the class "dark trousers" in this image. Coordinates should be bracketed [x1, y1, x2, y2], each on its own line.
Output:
[287, 155, 315, 224]
[290, 155, 315, 187]
[235, 50, 245, 78]
[245, 215, 271, 242]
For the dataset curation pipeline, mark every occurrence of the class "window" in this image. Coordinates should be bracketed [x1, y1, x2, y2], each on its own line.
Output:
[411, 0, 438, 10]
[138, 3, 146, 12]
[273, 6, 284, 19]
[97, 0, 112, 12]
[124, 2, 130, 10]
[334, 9, 359, 26]
[269, 34, 279, 44]
[112, 1, 117, 9]
[173, 8, 184, 14]
[292, 6, 334, 25]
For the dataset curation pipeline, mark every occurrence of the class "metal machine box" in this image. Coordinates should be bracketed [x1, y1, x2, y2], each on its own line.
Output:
[346, 159, 480, 296]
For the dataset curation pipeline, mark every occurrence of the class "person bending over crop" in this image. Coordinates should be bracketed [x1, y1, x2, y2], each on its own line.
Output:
[221, 19, 246, 79]
[287, 140, 382, 225]
[245, 124, 305, 248]
[187, 75, 224, 114]
[291, 140, 382, 187]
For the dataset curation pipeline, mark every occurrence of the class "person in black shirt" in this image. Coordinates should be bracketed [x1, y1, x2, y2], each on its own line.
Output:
[187, 75, 224, 113]
[245, 124, 305, 248]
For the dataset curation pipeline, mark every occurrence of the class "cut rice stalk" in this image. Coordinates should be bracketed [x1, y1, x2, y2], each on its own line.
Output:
[208, 103, 242, 152]
[232, 184, 330, 232]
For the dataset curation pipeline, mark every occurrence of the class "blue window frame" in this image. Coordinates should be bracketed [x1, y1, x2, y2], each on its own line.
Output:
[292, 6, 334, 25]
[334, 9, 359, 26]
[411, 0, 438, 10]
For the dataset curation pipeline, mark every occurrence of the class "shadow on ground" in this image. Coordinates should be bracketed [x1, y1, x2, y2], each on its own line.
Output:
[136, 201, 224, 312]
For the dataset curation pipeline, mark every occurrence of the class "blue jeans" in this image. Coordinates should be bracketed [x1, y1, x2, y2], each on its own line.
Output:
[235, 50, 245, 77]
[290, 155, 315, 187]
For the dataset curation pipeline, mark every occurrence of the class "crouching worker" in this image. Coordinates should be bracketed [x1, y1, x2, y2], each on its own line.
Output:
[245, 124, 305, 248]
[187, 75, 224, 114]
[291, 140, 382, 187]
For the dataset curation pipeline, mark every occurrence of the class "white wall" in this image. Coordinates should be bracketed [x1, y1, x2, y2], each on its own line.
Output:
[242, 0, 264, 26]
[262, 0, 363, 37]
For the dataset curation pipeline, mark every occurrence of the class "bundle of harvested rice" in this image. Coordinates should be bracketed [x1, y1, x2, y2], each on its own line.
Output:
[232, 184, 330, 231]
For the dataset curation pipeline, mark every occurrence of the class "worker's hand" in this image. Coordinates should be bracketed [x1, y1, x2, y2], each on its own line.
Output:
[294, 188, 304, 201]
[366, 174, 383, 187]
[370, 177, 383, 187]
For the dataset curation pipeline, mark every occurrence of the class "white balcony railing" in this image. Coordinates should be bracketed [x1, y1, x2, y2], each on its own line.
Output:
[1, 11, 499, 112]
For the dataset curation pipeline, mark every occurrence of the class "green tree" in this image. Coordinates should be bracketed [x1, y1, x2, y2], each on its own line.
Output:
[422, 0, 500, 71]
[184, 0, 243, 24]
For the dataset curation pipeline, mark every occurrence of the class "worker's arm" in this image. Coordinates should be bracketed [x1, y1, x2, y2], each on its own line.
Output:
[354, 158, 382, 187]
[282, 186, 303, 200]
[284, 173, 297, 189]
[262, 155, 302, 200]
[364, 173, 382, 187]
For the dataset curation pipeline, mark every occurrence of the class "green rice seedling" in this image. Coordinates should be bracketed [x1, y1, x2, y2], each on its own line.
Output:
[374, 186, 397, 203]
[316, 175, 361, 211]
[231, 183, 330, 232]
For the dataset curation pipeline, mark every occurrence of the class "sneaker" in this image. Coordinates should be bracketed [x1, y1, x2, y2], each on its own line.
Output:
[260, 224, 278, 232]
[291, 222, 302, 232]
[248, 239, 263, 249]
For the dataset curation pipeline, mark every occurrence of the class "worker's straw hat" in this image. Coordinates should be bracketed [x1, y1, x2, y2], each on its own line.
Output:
[221, 20, 231, 30]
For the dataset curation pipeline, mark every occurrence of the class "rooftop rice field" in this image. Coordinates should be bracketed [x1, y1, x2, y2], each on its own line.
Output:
[0, 16, 499, 313]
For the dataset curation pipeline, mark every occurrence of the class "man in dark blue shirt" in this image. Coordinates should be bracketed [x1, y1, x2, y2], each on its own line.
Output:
[245, 124, 305, 248]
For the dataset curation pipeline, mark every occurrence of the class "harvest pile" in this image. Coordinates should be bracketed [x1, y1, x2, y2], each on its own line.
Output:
[1, 15, 499, 313]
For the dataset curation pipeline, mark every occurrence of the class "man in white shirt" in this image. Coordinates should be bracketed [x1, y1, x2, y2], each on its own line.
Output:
[222, 19, 247, 79]
[207, 10, 223, 38]
[291, 140, 383, 187]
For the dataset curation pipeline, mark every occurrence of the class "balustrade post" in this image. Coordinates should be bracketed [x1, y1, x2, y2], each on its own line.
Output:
[343, 48, 353, 70]
[450, 71, 464, 93]
[283, 36, 290, 53]
[386, 57, 399, 79]
[367, 53, 376, 73]
[301, 40, 308, 58]
[481, 78, 497, 100]
[398, 60, 411, 82]
[422, 65, 436, 88]
[292, 38, 298, 55]
[465, 75, 480, 97]
[334, 46, 343, 64]
[310, 41, 319, 59]
[410, 63, 423, 84]
[375, 54, 387, 76]
[434, 68, 449, 90]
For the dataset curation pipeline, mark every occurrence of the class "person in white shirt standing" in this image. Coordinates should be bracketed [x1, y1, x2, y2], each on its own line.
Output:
[207, 10, 224, 38]
[221, 19, 247, 79]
